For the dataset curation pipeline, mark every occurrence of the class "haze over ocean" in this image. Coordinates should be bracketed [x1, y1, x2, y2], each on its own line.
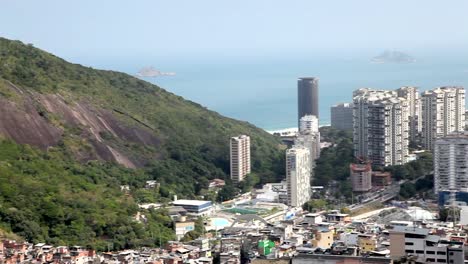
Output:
[3, 1, 468, 131]
[105, 53, 468, 131]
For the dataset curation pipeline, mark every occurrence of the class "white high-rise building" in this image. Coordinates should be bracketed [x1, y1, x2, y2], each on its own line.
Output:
[230, 135, 251, 183]
[296, 114, 321, 169]
[299, 115, 319, 134]
[295, 132, 320, 182]
[286, 147, 311, 207]
[434, 133, 468, 195]
[353, 88, 409, 166]
[396, 86, 422, 142]
[421, 87, 465, 150]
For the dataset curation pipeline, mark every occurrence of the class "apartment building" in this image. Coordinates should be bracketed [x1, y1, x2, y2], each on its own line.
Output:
[396, 86, 422, 142]
[353, 88, 409, 166]
[230, 135, 251, 183]
[421, 87, 465, 150]
[286, 147, 311, 207]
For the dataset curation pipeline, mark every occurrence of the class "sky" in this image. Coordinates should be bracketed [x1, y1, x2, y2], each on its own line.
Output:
[2, 0, 468, 62]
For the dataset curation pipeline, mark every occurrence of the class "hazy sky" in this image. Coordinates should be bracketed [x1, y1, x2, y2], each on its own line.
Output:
[2, 0, 468, 60]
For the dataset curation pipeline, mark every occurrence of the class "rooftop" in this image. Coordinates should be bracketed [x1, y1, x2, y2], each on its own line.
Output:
[173, 200, 211, 206]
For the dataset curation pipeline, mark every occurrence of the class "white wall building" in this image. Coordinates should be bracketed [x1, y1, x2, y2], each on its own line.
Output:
[299, 115, 319, 134]
[230, 135, 251, 183]
[286, 147, 311, 207]
[353, 88, 410, 166]
[295, 133, 320, 172]
[421, 87, 465, 150]
[434, 133, 468, 195]
[389, 226, 464, 264]
[396, 86, 422, 142]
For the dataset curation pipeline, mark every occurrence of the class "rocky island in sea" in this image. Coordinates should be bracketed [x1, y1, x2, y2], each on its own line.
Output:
[371, 50, 415, 64]
[136, 66, 176, 77]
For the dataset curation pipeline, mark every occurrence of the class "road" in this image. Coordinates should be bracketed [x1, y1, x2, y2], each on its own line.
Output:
[349, 174, 429, 212]
[351, 206, 396, 220]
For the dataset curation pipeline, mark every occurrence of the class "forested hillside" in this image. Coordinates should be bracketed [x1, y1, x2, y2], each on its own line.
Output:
[0, 37, 285, 248]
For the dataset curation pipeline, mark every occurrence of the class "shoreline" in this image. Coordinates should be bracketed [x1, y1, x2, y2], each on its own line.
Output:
[266, 124, 331, 134]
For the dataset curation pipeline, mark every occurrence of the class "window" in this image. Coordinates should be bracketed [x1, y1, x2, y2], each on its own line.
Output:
[427, 251, 436, 255]
[406, 250, 414, 253]
[437, 252, 447, 255]
[437, 259, 446, 263]
[416, 250, 424, 254]
[405, 242, 414, 246]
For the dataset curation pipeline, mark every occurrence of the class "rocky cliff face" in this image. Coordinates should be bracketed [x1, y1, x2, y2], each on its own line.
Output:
[0, 79, 161, 168]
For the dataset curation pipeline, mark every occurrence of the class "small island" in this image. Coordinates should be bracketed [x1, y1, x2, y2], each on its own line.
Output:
[136, 66, 176, 77]
[371, 50, 415, 64]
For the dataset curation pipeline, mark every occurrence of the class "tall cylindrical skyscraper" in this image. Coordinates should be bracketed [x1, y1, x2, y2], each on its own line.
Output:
[298, 77, 319, 124]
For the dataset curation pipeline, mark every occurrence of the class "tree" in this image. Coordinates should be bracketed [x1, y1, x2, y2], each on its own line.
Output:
[399, 182, 416, 199]
[302, 199, 328, 212]
[217, 184, 238, 202]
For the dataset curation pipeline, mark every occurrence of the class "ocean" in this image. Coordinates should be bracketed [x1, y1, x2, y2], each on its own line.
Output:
[100, 54, 468, 131]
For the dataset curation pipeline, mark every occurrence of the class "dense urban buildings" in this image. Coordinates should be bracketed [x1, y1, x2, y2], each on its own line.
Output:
[230, 135, 251, 183]
[421, 86, 466, 150]
[353, 88, 409, 166]
[434, 133, 468, 205]
[396, 86, 422, 142]
[350, 162, 372, 192]
[298, 77, 319, 124]
[286, 147, 311, 207]
[330, 103, 354, 131]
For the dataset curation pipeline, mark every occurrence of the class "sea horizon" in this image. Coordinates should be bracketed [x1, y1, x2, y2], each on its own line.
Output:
[82, 53, 468, 131]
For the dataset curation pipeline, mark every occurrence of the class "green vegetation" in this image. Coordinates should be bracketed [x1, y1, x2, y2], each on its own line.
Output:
[0, 37, 285, 197]
[0, 139, 175, 250]
[302, 199, 329, 212]
[382, 152, 433, 181]
[399, 174, 434, 199]
[313, 128, 354, 193]
[314, 127, 434, 202]
[0, 38, 286, 247]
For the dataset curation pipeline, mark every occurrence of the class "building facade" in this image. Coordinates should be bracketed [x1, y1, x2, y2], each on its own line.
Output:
[330, 103, 354, 131]
[294, 133, 320, 179]
[372, 171, 392, 188]
[389, 226, 464, 264]
[434, 133, 468, 204]
[298, 77, 319, 124]
[299, 115, 319, 134]
[172, 200, 213, 216]
[353, 88, 410, 166]
[350, 163, 372, 192]
[421, 87, 465, 150]
[286, 147, 311, 207]
[396, 86, 422, 142]
[230, 135, 251, 183]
